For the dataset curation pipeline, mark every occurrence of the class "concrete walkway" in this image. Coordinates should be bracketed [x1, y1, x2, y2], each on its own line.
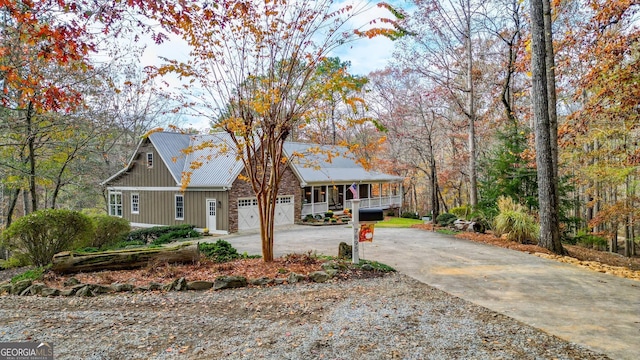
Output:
[215, 225, 640, 360]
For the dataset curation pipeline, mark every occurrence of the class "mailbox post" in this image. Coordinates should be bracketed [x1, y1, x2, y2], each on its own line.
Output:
[351, 199, 360, 264]
[351, 206, 384, 264]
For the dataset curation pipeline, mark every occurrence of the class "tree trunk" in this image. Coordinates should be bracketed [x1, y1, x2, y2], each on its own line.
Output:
[530, 0, 563, 254]
[543, 0, 559, 197]
[5, 188, 20, 227]
[465, 0, 478, 207]
[51, 243, 199, 274]
[26, 101, 38, 213]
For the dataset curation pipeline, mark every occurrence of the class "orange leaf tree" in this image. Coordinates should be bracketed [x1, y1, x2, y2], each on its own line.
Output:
[153, 0, 405, 261]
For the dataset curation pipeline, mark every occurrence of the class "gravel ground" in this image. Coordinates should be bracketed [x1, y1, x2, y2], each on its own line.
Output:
[0, 273, 608, 360]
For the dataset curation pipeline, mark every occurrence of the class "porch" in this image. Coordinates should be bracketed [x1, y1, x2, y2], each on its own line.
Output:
[301, 183, 402, 217]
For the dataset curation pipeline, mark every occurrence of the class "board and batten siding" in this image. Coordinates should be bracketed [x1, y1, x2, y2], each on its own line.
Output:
[108, 141, 177, 188]
[115, 189, 229, 231]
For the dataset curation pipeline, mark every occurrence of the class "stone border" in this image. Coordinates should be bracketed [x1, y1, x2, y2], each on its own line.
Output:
[0, 262, 348, 297]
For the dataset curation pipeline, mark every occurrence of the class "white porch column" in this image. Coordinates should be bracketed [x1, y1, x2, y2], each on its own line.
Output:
[311, 185, 315, 215]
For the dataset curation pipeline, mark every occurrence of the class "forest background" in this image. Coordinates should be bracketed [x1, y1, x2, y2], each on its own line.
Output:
[0, 0, 638, 257]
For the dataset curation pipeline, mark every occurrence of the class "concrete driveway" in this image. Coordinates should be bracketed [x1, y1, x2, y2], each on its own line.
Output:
[214, 225, 639, 360]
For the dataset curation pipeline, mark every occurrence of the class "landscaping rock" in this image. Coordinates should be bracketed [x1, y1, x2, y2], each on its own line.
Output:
[273, 278, 285, 285]
[148, 282, 162, 291]
[0, 283, 13, 294]
[91, 284, 112, 294]
[309, 271, 330, 283]
[321, 260, 344, 271]
[162, 277, 187, 291]
[175, 277, 188, 291]
[20, 283, 45, 296]
[338, 242, 352, 259]
[287, 272, 306, 284]
[214, 276, 247, 290]
[64, 277, 81, 286]
[11, 280, 32, 295]
[75, 285, 95, 297]
[40, 287, 60, 297]
[110, 283, 134, 293]
[361, 264, 375, 271]
[250, 277, 273, 286]
[187, 281, 214, 291]
[60, 289, 75, 297]
[325, 269, 338, 277]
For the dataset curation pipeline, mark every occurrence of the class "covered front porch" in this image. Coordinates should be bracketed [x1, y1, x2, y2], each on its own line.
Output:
[301, 183, 402, 217]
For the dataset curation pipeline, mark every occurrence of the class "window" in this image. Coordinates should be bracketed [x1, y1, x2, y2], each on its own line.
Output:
[175, 195, 184, 220]
[109, 191, 123, 217]
[146, 152, 153, 168]
[277, 196, 292, 204]
[238, 198, 257, 207]
[131, 194, 139, 214]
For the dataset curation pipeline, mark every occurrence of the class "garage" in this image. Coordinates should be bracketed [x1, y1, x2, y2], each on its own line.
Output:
[238, 196, 295, 230]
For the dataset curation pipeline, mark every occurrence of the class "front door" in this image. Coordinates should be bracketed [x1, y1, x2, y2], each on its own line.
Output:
[206, 199, 217, 231]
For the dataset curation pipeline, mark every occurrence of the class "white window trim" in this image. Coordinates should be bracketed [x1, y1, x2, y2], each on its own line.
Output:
[146, 152, 153, 168]
[175, 194, 184, 220]
[131, 193, 139, 214]
[108, 191, 123, 217]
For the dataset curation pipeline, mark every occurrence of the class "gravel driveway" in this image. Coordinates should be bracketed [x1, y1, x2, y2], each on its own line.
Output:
[0, 273, 607, 359]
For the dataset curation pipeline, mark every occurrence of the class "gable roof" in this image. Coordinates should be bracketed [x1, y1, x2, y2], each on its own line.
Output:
[103, 132, 402, 188]
[284, 142, 403, 185]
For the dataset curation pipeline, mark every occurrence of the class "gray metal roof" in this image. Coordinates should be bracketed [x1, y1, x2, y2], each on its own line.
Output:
[148, 132, 192, 184]
[141, 132, 402, 188]
[283, 142, 403, 185]
[182, 133, 244, 187]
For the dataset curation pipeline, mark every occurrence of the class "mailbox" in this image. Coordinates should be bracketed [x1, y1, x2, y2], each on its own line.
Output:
[358, 208, 384, 222]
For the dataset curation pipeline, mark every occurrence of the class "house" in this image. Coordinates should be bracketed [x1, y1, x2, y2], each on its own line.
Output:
[102, 132, 403, 234]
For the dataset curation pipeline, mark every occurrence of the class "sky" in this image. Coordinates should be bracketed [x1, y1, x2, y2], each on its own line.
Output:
[138, 0, 411, 129]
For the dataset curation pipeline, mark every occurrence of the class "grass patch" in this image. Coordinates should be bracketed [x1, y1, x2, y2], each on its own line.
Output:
[436, 229, 460, 235]
[11, 266, 48, 283]
[375, 217, 424, 228]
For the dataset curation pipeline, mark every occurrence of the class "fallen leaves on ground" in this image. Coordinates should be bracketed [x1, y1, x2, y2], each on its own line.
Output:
[42, 257, 326, 289]
[411, 224, 640, 281]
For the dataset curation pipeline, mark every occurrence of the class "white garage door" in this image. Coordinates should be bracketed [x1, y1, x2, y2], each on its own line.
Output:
[237, 196, 295, 231]
[275, 196, 294, 226]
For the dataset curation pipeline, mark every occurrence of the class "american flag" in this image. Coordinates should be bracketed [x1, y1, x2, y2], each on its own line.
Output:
[349, 183, 359, 199]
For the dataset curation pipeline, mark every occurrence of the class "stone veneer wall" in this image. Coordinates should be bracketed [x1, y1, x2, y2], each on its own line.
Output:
[228, 165, 301, 233]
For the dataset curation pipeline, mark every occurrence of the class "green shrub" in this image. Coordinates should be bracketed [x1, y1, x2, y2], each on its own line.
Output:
[493, 196, 538, 243]
[401, 212, 419, 219]
[436, 213, 457, 226]
[0, 254, 30, 269]
[1, 209, 94, 266]
[325, 211, 334, 218]
[127, 224, 196, 244]
[450, 205, 473, 220]
[330, 218, 337, 223]
[152, 229, 200, 245]
[574, 231, 608, 251]
[199, 240, 240, 263]
[90, 215, 131, 249]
